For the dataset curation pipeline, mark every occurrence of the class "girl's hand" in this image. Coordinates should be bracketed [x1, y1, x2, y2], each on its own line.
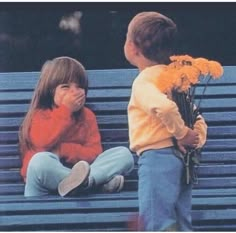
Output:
[62, 88, 85, 112]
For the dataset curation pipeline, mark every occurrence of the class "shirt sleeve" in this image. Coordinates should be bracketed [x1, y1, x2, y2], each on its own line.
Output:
[59, 109, 103, 164]
[30, 105, 73, 149]
[133, 80, 188, 139]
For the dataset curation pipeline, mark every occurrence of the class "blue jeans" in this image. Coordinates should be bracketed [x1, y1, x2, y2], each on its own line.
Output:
[24, 146, 134, 196]
[138, 148, 192, 231]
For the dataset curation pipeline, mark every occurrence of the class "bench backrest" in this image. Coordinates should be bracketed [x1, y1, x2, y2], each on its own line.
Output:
[0, 67, 236, 195]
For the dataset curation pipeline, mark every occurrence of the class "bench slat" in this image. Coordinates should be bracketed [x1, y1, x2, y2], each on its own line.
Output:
[200, 151, 236, 163]
[0, 99, 236, 116]
[0, 69, 138, 90]
[0, 212, 135, 230]
[1, 206, 236, 231]
[1, 196, 236, 214]
[3, 164, 236, 183]
[0, 67, 235, 91]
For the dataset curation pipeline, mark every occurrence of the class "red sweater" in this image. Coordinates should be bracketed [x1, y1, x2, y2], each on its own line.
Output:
[20, 105, 103, 180]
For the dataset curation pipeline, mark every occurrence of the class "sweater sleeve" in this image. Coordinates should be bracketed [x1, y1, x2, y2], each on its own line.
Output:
[59, 110, 103, 164]
[133, 80, 188, 140]
[30, 105, 73, 149]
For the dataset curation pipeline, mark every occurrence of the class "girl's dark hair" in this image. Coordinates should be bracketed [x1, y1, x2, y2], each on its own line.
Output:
[128, 12, 178, 64]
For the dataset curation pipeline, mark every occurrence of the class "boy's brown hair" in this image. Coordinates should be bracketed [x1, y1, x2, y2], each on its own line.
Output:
[127, 12, 177, 64]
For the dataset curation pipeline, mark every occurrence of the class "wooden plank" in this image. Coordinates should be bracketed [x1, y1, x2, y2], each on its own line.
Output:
[204, 139, 236, 151]
[0, 115, 128, 128]
[0, 157, 21, 169]
[200, 151, 236, 163]
[2, 146, 234, 163]
[192, 188, 236, 197]
[207, 125, 236, 138]
[3, 164, 236, 183]
[0, 199, 138, 213]
[2, 85, 236, 102]
[1, 89, 231, 104]
[0, 170, 21, 182]
[0, 102, 130, 114]
[2, 208, 236, 230]
[0, 99, 236, 116]
[194, 177, 236, 188]
[0, 89, 132, 102]
[0, 178, 137, 195]
[192, 196, 236, 207]
[192, 209, 236, 221]
[3, 131, 236, 147]
[1, 189, 236, 203]
[203, 111, 236, 124]
[0, 129, 129, 144]
[0, 66, 235, 90]
[3, 112, 236, 129]
[0, 69, 138, 90]
[197, 98, 236, 109]
[2, 196, 236, 214]
[194, 224, 236, 231]
[6, 140, 232, 157]
[2, 113, 236, 130]
[195, 84, 236, 97]
[0, 191, 138, 203]
[0, 142, 129, 155]
[0, 211, 135, 227]
[0, 144, 19, 156]
[1, 201, 236, 231]
[0, 104, 29, 115]
[0, 184, 24, 195]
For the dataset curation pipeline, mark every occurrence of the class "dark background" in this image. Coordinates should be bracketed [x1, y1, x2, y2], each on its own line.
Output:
[0, 2, 236, 72]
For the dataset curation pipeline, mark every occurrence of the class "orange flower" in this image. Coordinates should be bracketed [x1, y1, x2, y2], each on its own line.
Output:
[192, 58, 209, 76]
[168, 61, 183, 70]
[180, 66, 200, 85]
[174, 71, 191, 93]
[155, 70, 174, 93]
[208, 60, 224, 79]
[170, 55, 193, 64]
[155, 55, 223, 94]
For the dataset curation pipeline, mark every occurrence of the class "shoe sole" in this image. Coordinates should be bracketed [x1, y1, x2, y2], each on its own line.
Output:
[58, 161, 90, 197]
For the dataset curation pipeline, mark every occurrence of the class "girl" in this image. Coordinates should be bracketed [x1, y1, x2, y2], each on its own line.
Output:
[19, 56, 134, 197]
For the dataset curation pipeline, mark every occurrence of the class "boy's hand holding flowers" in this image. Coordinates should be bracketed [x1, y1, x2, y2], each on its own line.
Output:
[177, 128, 200, 154]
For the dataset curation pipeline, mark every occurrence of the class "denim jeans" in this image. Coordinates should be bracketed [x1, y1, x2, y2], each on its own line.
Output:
[138, 147, 192, 231]
[24, 146, 134, 196]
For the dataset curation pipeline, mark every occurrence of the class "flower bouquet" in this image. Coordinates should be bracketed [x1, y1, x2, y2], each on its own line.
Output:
[156, 55, 224, 184]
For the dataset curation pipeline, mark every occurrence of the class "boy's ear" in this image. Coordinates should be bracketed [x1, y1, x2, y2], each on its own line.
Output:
[128, 40, 140, 55]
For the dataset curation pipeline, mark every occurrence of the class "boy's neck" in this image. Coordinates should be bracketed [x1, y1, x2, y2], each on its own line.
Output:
[136, 57, 160, 71]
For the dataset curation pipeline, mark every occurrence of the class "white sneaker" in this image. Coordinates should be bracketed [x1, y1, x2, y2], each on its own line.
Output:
[58, 161, 90, 197]
[102, 175, 124, 193]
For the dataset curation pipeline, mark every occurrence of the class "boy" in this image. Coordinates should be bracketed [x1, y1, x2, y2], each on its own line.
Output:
[124, 12, 207, 231]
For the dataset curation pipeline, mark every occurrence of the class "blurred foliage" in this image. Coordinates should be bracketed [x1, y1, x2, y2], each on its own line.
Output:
[0, 2, 236, 72]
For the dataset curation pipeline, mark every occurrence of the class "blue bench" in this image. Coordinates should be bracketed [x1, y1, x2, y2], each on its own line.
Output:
[1, 67, 236, 231]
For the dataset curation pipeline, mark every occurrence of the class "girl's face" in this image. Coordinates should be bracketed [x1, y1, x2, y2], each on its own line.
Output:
[53, 82, 84, 107]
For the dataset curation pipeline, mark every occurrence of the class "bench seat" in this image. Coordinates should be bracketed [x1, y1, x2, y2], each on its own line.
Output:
[1, 67, 236, 231]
